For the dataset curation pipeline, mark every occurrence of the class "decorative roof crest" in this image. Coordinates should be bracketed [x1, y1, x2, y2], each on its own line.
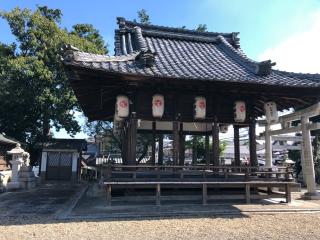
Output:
[255, 60, 276, 76]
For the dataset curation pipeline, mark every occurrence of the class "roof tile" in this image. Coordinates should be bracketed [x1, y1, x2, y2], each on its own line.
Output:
[63, 18, 320, 88]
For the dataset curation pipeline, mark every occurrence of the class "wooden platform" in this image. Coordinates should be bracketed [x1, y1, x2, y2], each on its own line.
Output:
[99, 165, 299, 206]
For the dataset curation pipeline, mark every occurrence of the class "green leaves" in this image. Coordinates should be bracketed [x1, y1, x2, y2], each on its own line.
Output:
[71, 24, 108, 54]
[0, 6, 107, 145]
[137, 9, 151, 25]
[196, 24, 207, 32]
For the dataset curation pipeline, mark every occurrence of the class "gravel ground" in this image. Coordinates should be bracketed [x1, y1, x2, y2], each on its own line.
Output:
[1, 213, 320, 240]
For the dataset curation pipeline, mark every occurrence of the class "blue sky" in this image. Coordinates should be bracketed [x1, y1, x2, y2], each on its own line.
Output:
[1, 0, 320, 138]
[1, 0, 320, 58]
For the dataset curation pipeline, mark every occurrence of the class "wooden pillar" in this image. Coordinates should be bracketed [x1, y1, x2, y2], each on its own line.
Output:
[156, 183, 161, 206]
[158, 135, 164, 165]
[126, 120, 131, 165]
[151, 121, 156, 165]
[249, 119, 258, 167]
[212, 119, 220, 166]
[205, 134, 210, 166]
[121, 122, 128, 165]
[179, 122, 185, 165]
[127, 112, 137, 165]
[173, 120, 180, 165]
[264, 124, 272, 168]
[192, 136, 197, 164]
[234, 125, 240, 166]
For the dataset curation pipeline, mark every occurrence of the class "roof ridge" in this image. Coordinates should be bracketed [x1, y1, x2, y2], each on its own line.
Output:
[116, 17, 240, 48]
[217, 36, 276, 76]
[217, 36, 256, 71]
[0, 133, 19, 144]
[62, 47, 139, 63]
[117, 17, 237, 37]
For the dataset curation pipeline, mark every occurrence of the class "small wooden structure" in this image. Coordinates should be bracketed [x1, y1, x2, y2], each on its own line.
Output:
[63, 18, 320, 203]
[39, 138, 86, 182]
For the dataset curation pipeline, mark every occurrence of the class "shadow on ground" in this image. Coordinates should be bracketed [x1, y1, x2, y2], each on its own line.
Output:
[0, 183, 251, 225]
[1, 183, 320, 226]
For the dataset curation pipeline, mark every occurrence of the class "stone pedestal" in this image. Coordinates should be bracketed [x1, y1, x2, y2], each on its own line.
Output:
[18, 166, 36, 189]
[303, 192, 320, 200]
[7, 159, 23, 190]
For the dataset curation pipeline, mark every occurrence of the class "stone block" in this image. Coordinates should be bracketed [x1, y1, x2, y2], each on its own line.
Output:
[303, 192, 320, 200]
[40, 172, 46, 183]
[20, 166, 33, 172]
[7, 182, 20, 190]
[19, 176, 35, 182]
[18, 171, 35, 178]
[27, 181, 36, 189]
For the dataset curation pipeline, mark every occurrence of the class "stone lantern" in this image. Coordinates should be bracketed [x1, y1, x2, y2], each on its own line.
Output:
[7, 143, 25, 189]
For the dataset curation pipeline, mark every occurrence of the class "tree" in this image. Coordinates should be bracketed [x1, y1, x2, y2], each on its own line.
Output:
[196, 24, 207, 32]
[85, 120, 153, 164]
[134, 9, 151, 24]
[185, 136, 227, 163]
[71, 24, 108, 53]
[0, 7, 107, 150]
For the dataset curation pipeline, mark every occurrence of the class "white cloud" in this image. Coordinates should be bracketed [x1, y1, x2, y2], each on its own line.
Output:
[259, 11, 320, 73]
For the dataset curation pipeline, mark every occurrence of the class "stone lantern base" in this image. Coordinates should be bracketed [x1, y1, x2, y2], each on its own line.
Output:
[7, 182, 21, 190]
[18, 166, 36, 189]
[303, 192, 320, 200]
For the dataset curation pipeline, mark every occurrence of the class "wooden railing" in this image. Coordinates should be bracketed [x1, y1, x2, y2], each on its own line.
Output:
[100, 165, 298, 206]
[99, 164, 294, 182]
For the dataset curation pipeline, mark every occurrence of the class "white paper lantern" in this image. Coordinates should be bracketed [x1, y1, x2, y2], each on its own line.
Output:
[219, 124, 229, 133]
[116, 95, 129, 118]
[194, 96, 206, 119]
[264, 101, 278, 124]
[234, 101, 246, 122]
[152, 94, 164, 118]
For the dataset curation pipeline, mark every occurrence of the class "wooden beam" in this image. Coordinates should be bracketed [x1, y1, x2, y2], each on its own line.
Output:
[192, 136, 197, 164]
[106, 185, 112, 206]
[151, 121, 156, 165]
[212, 119, 220, 166]
[249, 119, 258, 167]
[158, 135, 164, 165]
[202, 183, 207, 205]
[205, 134, 210, 166]
[285, 184, 291, 203]
[121, 122, 128, 165]
[234, 125, 240, 166]
[172, 120, 180, 165]
[245, 184, 251, 204]
[127, 113, 137, 165]
[156, 183, 161, 206]
[179, 122, 185, 166]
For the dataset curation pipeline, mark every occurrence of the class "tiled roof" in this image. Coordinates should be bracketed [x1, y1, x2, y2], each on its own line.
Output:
[63, 17, 320, 88]
[37, 138, 87, 151]
[0, 134, 19, 145]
